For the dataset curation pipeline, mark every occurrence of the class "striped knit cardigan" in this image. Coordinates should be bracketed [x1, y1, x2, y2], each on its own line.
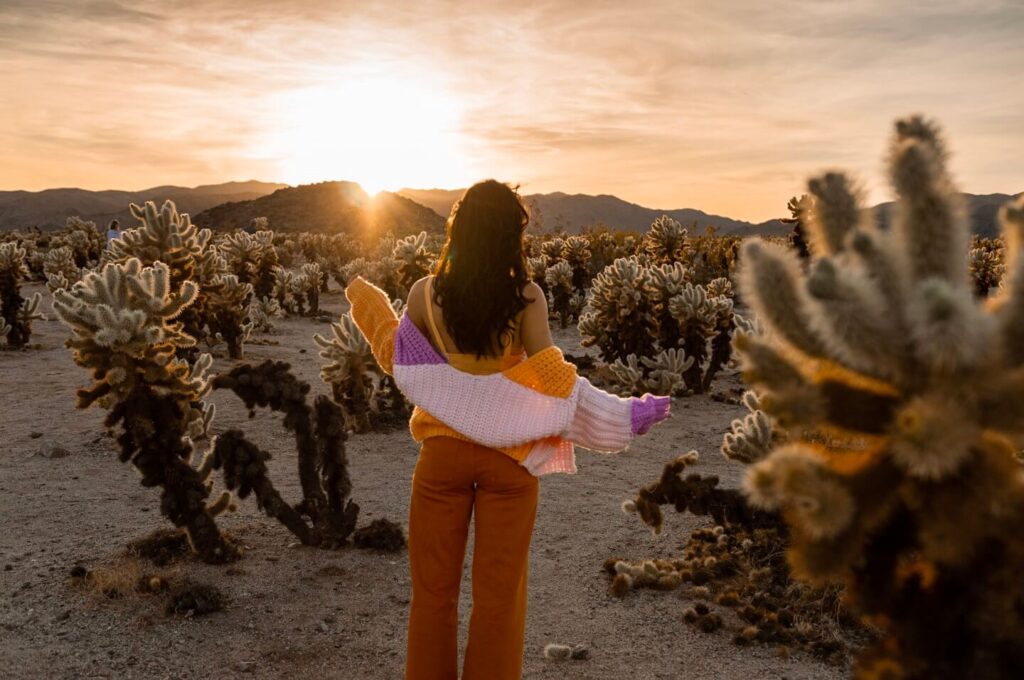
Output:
[345, 277, 671, 476]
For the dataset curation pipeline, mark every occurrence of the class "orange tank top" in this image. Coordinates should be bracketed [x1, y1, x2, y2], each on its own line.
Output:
[424, 276, 524, 376]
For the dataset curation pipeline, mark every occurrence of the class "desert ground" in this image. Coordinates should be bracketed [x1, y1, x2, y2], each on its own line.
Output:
[0, 281, 843, 680]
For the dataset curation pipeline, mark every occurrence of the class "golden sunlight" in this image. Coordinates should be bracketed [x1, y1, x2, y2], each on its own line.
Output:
[254, 72, 475, 195]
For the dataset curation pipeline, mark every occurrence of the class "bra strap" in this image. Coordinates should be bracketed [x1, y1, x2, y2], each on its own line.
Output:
[423, 276, 448, 354]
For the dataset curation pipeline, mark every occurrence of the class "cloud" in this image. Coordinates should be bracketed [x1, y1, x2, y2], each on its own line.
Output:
[1, 0, 1022, 220]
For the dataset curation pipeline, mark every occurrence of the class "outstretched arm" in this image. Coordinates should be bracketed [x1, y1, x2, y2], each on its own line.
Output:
[344, 276, 399, 375]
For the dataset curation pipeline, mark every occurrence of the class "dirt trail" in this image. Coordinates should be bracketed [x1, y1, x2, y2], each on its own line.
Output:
[0, 282, 842, 679]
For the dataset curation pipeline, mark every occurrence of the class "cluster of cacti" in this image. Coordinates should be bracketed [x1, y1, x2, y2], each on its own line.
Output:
[211, 360, 405, 551]
[392, 231, 435, 297]
[43, 245, 83, 292]
[313, 304, 408, 432]
[968, 235, 1005, 297]
[0, 241, 44, 348]
[52, 258, 237, 563]
[560, 235, 592, 289]
[732, 117, 1024, 677]
[579, 251, 742, 396]
[289, 262, 324, 315]
[205, 274, 253, 359]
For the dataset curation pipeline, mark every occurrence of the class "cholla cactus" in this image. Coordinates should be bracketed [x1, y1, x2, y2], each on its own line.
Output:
[246, 296, 281, 333]
[545, 260, 575, 329]
[668, 282, 737, 393]
[206, 274, 253, 359]
[211, 362, 357, 548]
[0, 242, 39, 348]
[52, 259, 237, 563]
[62, 217, 104, 266]
[721, 391, 776, 464]
[540, 237, 565, 267]
[44, 246, 82, 292]
[528, 255, 548, 296]
[561, 235, 592, 289]
[219, 231, 262, 284]
[392, 231, 433, 296]
[608, 349, 691, 397]
[735, 117, 1024, 677]
[299, 262, 324, 314]
[644, 215, 688, 265]
[579, 256, 658, 364]
[109, 200, 222, 345]
[273, 266, 295, 310]
[314, 307, 408, 432]
[968, 235, 1004, 297]
[689, 229, 740, 285]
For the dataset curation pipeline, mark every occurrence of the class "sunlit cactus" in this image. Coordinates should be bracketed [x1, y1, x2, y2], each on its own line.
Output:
[43, 245, 82, 292]
[0, 241, 40, 348]
[668, 281, 738, 393]
[251, 230, 280, 300]
[648, 262, 693, 350]
[272, 266, 295, 310]
[62, 216, 105, 267]
[561, 235, 592, 289]
[968, 235, 1004, 297]
[735, 116, 1024, 677]
[108, 200, 222, 344]
[392, 231, 433, 296]
[219, 231, 262, 284]
[721, 391, 776, 465]
[579, 256, 658, 364]
[206, 273, 253, 359]
[644, 215, 689, 265]
[52, 259, 237, 563]
[540, 237, 565, 266]
[314, 304, 408, 432]
[608, 349, 691, 396]
[246, 295, 281, 333]
[528, 255, 548, 296]
[689, 228, 740, 285]
[545, 260, 575, 329]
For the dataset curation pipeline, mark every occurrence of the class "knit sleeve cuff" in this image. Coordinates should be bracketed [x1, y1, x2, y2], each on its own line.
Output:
[630, 394, 671, 435]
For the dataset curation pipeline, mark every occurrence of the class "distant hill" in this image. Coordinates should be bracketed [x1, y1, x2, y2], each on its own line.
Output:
[193, 181, 445, 236]
[874, 192, 1021, 239]
[0, 181, 286, 231]
[397, 188, 785, 237]
[398, 187, 1022, 238]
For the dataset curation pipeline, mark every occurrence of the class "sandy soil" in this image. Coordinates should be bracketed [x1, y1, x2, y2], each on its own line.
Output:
[0, 281, 844, 680]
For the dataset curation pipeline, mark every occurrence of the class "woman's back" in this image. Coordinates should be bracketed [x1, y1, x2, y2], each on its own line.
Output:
[407, 274, 554, 376]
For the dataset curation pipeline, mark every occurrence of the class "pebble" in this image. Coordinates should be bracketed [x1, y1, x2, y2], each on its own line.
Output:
[571, 644, 591, 661]
[39, 443, 71, 459]
[235, 661, 255, 673]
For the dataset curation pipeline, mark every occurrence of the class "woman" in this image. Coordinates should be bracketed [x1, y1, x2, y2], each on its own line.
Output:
[345, 180, 670, 680]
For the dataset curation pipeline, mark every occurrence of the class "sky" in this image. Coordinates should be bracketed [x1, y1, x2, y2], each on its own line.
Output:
[1, 0, 1022, 222]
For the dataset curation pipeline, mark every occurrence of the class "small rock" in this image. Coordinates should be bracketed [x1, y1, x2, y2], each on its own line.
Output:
[39, 443, 71, 459]
[570, 644, 590, 661]
[299, 349, 307, 354]
[29, 432, 42, 439]
[318, 621, 329, 633]
[323, 614, 336, 624]
[3, 564, 11, 571]
[54, 610, 71, 622]
[235, 661, 255, 673]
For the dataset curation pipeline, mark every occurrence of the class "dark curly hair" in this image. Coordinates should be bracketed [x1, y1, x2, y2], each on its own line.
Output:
[432, 180, 533, 358]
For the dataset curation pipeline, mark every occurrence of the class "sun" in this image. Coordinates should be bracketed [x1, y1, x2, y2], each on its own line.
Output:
[254, 71, 475, 194]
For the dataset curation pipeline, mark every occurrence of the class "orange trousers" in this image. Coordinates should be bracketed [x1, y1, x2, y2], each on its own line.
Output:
[406, 436, 540, 680]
